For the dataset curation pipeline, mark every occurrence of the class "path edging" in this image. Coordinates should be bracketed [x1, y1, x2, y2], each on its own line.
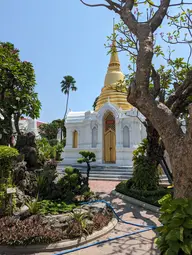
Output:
[111, 190, 159, 213]
[0, 217, 117, 254]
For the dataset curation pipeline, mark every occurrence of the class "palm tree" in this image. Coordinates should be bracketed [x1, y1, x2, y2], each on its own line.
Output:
[60, 75, 77, 140]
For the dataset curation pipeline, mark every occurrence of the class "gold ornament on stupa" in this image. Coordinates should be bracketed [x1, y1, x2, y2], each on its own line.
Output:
[95, 19, 133, 112]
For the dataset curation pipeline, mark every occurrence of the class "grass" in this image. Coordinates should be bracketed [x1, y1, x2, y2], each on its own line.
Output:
[115, 180, 172, 207]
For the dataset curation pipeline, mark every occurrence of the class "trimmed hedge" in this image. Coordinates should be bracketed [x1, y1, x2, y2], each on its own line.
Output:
[116, 180, 172, 207]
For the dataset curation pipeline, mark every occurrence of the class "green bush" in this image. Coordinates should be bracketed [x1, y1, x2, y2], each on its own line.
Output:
[55, 142, 64, 161]
[26, 197, 40, 215]
[48, 139, 58, 146]
[36, 138, 53, 163]
[77, 151, 96, 187]
[156, 194, 192, 255]
[57, 167, 87, 202]
[116, 180, 171, 206]
[36, 138, 63, 162]
[0, 146, 19, 216]
[130, 139, 159, 191]
[0, 146, 19, 178]
[36, 160, 58, 199]
[39, 200, 76, 215]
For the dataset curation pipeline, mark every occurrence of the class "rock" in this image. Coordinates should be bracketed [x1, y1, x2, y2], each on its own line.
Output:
[15, 132, 38, 168]
[85, 219, 94, 226]
[45, 214, 73, 223]
[72, 208, 89, 214]
[13, 162, 38, 197]
[52, 223, 68, 229]
[58, 214, 73, 223]
[15, 188, 30, 208]
[14, 205, 30, 219]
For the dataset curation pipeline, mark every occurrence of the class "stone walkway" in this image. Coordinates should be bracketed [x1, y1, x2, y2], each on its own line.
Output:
[5, 181, 160, 255]
[89, 180, 120, 194]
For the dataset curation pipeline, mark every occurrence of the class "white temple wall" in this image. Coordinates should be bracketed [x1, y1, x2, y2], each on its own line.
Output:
[63, 105, 147, 166]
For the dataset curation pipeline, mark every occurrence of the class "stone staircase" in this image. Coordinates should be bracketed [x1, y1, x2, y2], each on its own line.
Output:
[57, 163, 170, 186]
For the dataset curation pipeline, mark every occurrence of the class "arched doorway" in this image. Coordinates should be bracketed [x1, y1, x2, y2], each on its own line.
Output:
[103, 111, 116, 163]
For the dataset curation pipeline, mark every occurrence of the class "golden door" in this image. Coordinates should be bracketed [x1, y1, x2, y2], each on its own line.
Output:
[104, 129, 116, 163]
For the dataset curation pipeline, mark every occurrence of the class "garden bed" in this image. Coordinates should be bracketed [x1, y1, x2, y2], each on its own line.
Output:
[0, 203, 114, 247]
[115, 180, 172, 207]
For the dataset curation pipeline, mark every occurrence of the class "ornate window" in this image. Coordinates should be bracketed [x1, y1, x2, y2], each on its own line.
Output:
[72, 130, 78, 148]
[123, 126, 130, 148]
[92, 127, 97, 148]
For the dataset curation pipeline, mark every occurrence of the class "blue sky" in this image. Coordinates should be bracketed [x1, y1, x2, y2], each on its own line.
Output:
[1, 1, 190, 122]
[1, 0, 122, 122]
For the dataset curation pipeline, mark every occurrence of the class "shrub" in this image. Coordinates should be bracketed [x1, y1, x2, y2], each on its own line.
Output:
[55, 142, 64, 161]
[0, 215, 63, 246]
[93, 212, 112, 231]
[36, 138, 53, 163]
[77, 151, 96, 187]
[36, 138, 63, 162]
[116, 180, 171, 206]
[39, 200, 76, 215]
[0, 146, 19, 216]
[57, 167, 87, 202]
[48, 139, 58, 146]
[156, 194, 192, 255]
[0, 146, 19, 178]
[26, 197, 40, 215]
[130, 139, 159, 191]
[36, 160, 58, 199]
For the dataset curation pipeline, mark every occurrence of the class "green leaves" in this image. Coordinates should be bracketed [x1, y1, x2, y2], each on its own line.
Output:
[78, 151, 96, 163]
[180, 244, 191, 255]
[0, 42, 41, 138]
[156, 196, 192, 255]
[39, 200, 76, 215]
[60, 75, 77, 94]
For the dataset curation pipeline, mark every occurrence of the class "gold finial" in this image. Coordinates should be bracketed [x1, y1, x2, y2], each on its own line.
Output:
[108, 18, 120, 70]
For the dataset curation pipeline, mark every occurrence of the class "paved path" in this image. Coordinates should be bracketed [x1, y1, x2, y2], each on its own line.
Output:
[89, 180, 120, 194]
[8, 181, 160, 255]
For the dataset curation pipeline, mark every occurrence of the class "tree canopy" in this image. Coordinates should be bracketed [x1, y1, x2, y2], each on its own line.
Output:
[0, 42, 41, 144]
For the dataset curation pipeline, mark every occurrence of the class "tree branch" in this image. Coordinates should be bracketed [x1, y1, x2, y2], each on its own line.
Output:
[166, 70, 192, 109]
[149, 0, 171, 32]
[80, 0, 121, 13]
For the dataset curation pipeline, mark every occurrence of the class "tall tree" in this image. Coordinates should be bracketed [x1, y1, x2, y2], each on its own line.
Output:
[0, 42, 41, 145]
[61, 75, 77, 120]
[39, 119, 66, 143]
[60, 75, 77, 140]
[80, 0, 192, 199]
[39, 121, 59, 141]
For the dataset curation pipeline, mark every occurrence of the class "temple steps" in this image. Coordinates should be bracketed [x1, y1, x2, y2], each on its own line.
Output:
[57, 163, 170, 186]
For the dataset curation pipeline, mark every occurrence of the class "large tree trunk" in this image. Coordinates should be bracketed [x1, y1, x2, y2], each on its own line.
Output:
[14, 114, 21, 136]
[168, 140, 192, 198]
[146, 120, 164, 168]
[126, 24, 192, 199]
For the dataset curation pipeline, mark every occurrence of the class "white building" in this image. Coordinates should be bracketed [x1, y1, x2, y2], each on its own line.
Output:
[63, 38, 146, 166]
[17, 117, 46, 138]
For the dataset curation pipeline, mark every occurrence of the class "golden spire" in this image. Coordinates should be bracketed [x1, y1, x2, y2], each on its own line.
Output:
[95, 18, 133, 112]
[108, 18, 120, 71]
